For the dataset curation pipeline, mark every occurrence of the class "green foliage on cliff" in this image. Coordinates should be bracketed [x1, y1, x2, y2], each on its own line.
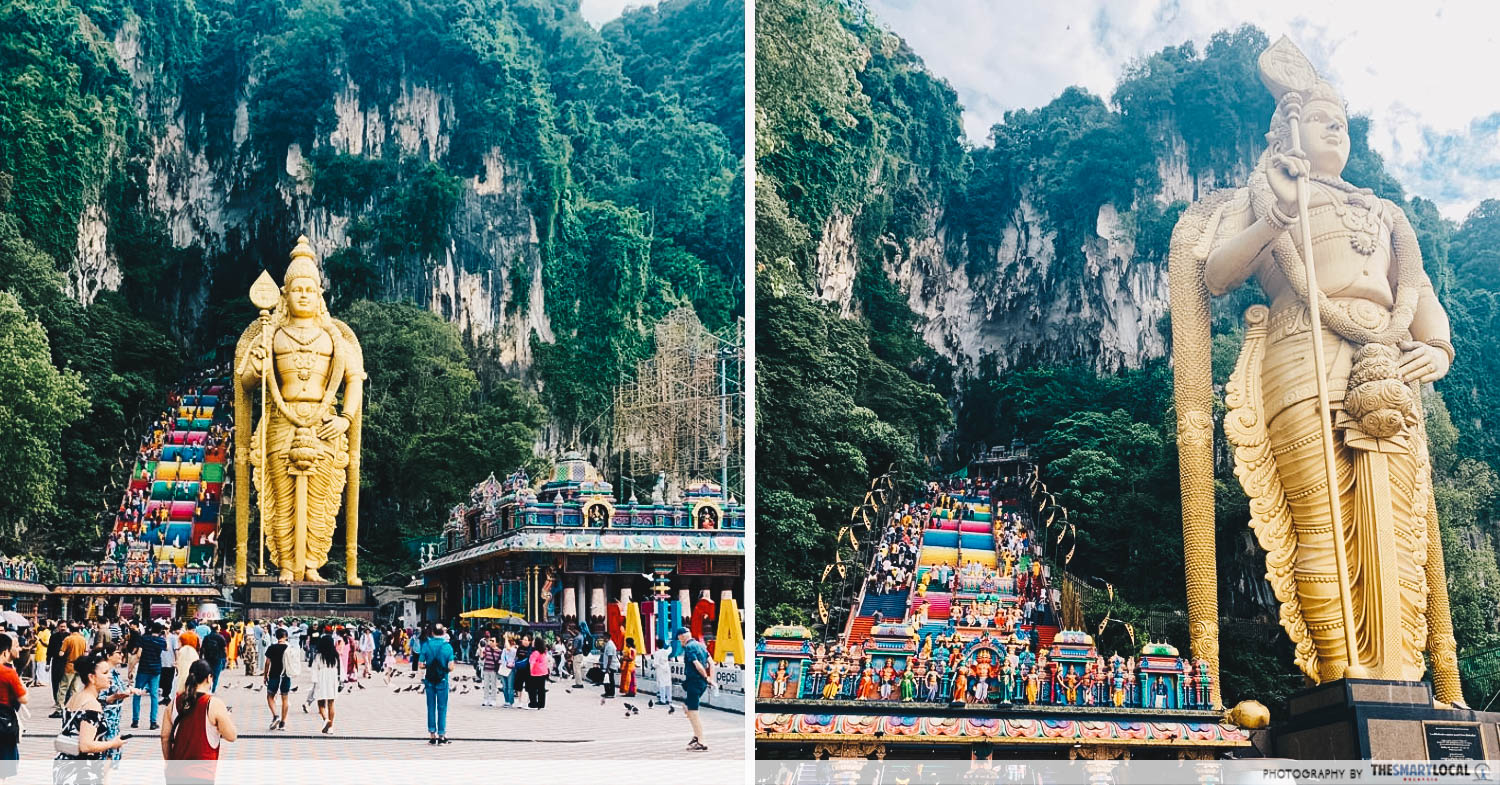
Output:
[0, 0, 741, 574]
[342, 300, 546, 578]
[755, 0, 955, 620]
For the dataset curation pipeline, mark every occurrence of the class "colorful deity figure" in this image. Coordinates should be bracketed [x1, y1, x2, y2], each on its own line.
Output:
[1151, 673, 1170, 709]
[973, 651, 993, 703]
[772, 660, 790, 698]
[1111, 667, 1126, 707]
[952, 665, 970, 704]
[1000, 657, 1016, 702]
[821, 661, 843, 700]
[900, 667, 917, 702]
[857, 666, 878, 700]
[879, 659, 897, 700]
[1024, 665, 1040, 704]
[1061, 666, 1078, 705]
[925, 668, 941, 702]
[920, 635, 933, 660]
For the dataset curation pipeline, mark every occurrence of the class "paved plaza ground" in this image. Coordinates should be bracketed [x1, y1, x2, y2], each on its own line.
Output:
[19, 662, 744, 761]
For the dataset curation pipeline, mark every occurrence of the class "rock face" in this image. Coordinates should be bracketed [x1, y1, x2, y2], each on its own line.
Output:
[816, 129, 1253, 378]
[81, 18, 548, 375]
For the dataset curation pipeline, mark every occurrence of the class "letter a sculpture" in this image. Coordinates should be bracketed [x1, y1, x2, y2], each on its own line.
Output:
[234, 237, 366, 586]
[1169, 37, 1464, 708]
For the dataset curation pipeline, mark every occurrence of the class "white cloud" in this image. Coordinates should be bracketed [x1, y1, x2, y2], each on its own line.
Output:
[866, 0, 1500, 219]
[579, 0, 660, 28]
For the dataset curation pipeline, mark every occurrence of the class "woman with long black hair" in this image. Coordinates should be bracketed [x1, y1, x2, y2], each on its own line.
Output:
[311, 635, 340, 734]
[161, 659, 236, 785]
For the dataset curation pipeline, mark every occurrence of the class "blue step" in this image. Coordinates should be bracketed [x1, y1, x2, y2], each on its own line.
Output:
[917, 622, 948, 639]
[858, 590, 910, 619]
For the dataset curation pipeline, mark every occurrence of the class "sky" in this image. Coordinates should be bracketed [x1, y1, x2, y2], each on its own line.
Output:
[865, 0, 1500, 220]
[579, 0, 659, 27]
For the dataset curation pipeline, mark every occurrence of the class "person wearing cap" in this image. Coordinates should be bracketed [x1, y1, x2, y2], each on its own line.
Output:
[676, 628, 712, 752]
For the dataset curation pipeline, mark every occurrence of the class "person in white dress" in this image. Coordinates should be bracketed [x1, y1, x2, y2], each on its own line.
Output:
[310, 634, 339, 734]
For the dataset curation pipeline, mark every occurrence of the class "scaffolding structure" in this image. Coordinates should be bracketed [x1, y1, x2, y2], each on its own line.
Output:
[611, 307, 744, 500]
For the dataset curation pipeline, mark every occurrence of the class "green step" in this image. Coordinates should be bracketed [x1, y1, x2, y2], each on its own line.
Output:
[201, 464, 224, 483]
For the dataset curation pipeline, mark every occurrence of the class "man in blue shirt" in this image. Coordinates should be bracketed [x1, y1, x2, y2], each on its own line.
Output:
[676, 627, 712, 752]
[418, 624, 455, 745]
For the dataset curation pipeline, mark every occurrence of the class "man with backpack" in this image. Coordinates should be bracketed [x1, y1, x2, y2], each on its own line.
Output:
[200, 623, 227, 692]
[418, 623, 454, 745]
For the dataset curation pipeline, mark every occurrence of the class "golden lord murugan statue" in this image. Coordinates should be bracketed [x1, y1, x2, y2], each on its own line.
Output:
[1171, 37, 1464, 708]
[234, 237, 366, 585]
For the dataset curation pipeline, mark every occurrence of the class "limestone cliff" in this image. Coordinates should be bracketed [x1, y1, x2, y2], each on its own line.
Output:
[79, 17, 549, 375]
[814, 126, 1253, 378]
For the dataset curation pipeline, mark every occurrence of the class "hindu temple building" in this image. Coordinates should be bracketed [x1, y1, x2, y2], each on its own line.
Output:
[414, 451, 745, 653]
[754, 452, 1253, 760]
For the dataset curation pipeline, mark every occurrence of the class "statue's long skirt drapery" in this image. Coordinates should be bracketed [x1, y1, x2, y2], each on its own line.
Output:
[1246, 311, 1429, 683]
[250, 405, 349, 572]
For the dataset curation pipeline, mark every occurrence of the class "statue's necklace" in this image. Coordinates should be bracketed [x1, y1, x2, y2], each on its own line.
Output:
[1311, 177, 1382, 258]
[280, 325, 324, 381]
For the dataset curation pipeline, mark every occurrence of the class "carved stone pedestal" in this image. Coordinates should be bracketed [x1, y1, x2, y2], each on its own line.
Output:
[1273, 679, 1500, 759]
[241, 577, 371, 620]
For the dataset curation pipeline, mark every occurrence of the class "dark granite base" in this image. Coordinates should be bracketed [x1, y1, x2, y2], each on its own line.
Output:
[1272, 679, 1500, 760]
[239, 579, 370, 620]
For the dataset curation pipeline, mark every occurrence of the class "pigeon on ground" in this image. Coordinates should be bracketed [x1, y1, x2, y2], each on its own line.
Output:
[668, 706, 676, 714]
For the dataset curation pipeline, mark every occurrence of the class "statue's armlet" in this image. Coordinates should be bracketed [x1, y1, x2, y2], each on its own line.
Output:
[331, 319, 367, 380]
[1203, 190, 1262, 297]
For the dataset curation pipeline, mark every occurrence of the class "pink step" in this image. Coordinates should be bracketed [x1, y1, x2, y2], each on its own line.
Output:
[916, 593, 952, 620]
[959, 520, 989, 533]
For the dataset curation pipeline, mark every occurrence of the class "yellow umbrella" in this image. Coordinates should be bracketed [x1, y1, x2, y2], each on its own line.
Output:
[460, 607, 525, 620]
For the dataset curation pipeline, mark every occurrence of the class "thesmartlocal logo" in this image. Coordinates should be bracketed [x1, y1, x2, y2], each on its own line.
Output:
[1370, 762, 1489, 780]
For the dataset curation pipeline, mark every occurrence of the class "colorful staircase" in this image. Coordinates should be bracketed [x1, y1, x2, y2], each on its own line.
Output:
[112, 374, 232, 575]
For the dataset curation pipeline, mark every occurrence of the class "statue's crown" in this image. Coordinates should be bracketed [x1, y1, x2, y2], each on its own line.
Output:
[1258, 36, 1342, 108]
[283, 235, 322, 288]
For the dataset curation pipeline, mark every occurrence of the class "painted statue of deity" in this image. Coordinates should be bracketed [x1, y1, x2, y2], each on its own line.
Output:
[1171, 36, 1463, 704]
[973, 651, 993, 703]
[899, 668, 916, 702]
[235, 238, 365, 584]
[856, 666, 877, 700]
[951, 665, 969, 703]
[822, 662, 843, 700]
[772, 661, 789, 698]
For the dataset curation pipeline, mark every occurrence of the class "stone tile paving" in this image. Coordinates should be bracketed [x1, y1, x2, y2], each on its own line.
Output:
[21, 663, 744, 760]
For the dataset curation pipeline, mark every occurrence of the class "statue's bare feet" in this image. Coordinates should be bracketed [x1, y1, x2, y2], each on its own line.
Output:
[278, 570, 294, 583]
[303, 568, 325, 583]
[347, 576, 362, 587]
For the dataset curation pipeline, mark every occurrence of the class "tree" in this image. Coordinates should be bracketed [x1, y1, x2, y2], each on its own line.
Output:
[0, 290, 87, 543]
[342, 300, 546, 575]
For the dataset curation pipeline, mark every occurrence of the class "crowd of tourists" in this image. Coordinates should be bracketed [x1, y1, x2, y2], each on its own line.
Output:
[865, 521, 920, 596]
[0, 611, 722, 781]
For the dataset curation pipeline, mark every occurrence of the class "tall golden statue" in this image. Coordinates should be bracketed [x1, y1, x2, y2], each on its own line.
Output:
[1171, 37, 1463, 707]
[233, 237, 366, 586]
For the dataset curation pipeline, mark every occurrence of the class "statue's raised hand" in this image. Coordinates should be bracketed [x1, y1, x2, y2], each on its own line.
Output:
[316, 414, 351, 441]
[1267, 152, 1310, 217]
[1397, 340, 1450, 384]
